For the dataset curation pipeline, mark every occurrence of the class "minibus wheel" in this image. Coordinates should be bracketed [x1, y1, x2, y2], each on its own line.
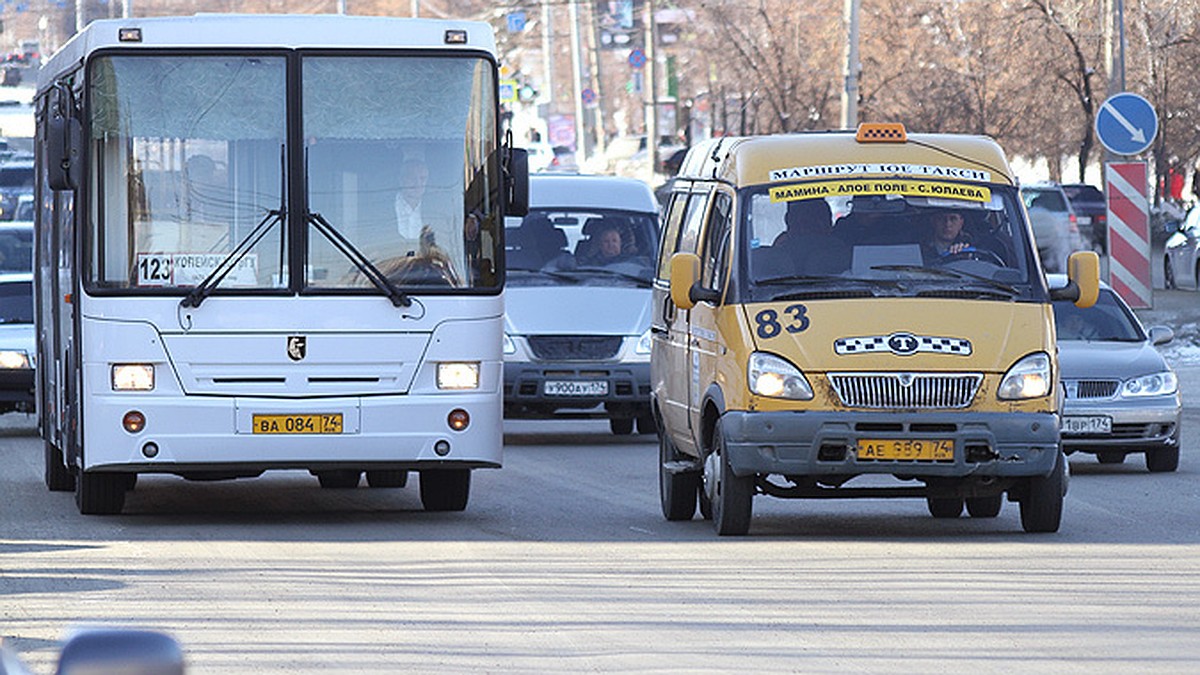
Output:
[420, 469, 471, 511]
[659, 433, 698, 521]
[1019, 450, 1065, 533]
[705, 420, 753, 536]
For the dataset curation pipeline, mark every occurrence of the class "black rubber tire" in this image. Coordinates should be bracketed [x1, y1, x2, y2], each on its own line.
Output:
[420, 469, 471, 511]
[44, 440, 75, 492]
[927, 497, 964, 518]
[1164, 256, 1176, 289]
[636, 414, 657, 435]
[609, 417, 634, 435]
[366, 470, 409, 488]
[1020, 450, 1066, 533]
[709, 420, 753, 536]
[966, 494, 1003, 518]
[76, 471, 127, 515]
[316, 470, 361, 489]
[120, 473, 138, 492]
[1145, 447, 1180, 473]
[1097, 451, 1126, 465]
[659, 433, 698, 521]
[698, 487, 713, 521]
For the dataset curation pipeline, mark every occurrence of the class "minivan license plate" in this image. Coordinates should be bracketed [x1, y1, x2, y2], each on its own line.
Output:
[857, 438, 954, 461]
[544, 380, 608, 397]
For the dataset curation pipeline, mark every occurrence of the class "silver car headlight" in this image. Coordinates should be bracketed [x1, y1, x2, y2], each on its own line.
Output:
[748, 352, 813, 400]
[998, 352, 1051, 400]
[1121, 371, 1177, 397]
[0, 349, 30, 369]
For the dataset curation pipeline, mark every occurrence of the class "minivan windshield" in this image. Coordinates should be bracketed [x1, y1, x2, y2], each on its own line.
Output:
[741, 181, 1041, 301]
[505, 208, 658, 287]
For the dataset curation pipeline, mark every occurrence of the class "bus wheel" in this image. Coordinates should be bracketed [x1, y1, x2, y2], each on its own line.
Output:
[44, 440, 75, 492]
[76, 471, 126, 515]
[1020, 451, 1066, 533]
[705, 420, 753, 536]
[926, 497, 964, 518]
[966, 494, 1003, 518]
[316, 470, 361, 489]
[420, 469, 471, 511]
[659, 433, 697, 521]
[366, 470, 408, 488]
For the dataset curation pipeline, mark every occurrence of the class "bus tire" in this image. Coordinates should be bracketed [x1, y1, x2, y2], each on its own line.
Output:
[1020, 450, 1065, 533]
[659, 433, 697, 521]
[76, 471, 126, 515]
[44, 440, 75, 492]
[316, 470, 361, 489]
[420, 469, 470, 512]
[707, 420, 753, 536]
[366, 470, 408, 488]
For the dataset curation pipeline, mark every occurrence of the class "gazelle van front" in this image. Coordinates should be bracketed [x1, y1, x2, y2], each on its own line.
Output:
[652, 124, 1099, 535]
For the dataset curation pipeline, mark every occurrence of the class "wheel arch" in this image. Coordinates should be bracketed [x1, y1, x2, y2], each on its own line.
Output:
[698, 383, 726, 455]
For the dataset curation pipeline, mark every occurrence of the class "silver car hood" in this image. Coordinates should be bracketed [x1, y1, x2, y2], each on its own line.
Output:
[505, 286, 651, 336]
[1058, 340, 1170, 379]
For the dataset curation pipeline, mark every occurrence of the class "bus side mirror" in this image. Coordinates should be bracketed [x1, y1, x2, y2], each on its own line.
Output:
[505, 147, 529, 217]
[47, 114, 82, 191]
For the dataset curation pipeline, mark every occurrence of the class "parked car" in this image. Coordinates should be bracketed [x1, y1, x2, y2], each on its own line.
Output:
[1021, 182, 1083, 273]
[0, 272, 34, 414]
[503, 174, 659, 434]
[1163, 203, 1200, 289]
[0, 221, 31, 272]
[1050, 274, 1181, 472]
[1061, 183, 1107, 253]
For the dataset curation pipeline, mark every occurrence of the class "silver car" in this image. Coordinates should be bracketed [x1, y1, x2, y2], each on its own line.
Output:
[0, 272, 34, 414]
[503, 174, 659, 434]
[1163, 203, 1200, 289]
[1050, 274, 1181, 472]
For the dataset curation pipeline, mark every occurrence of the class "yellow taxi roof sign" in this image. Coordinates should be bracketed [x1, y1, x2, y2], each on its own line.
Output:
[856, 122, 907, 143]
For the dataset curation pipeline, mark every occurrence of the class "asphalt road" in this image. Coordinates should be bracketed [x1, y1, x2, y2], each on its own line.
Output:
[2, 285, 1200, 673]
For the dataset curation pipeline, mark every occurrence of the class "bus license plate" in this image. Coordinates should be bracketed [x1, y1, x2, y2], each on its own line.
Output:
[543, 380, 608, 397]
[857, 438, 954, 461]
[252, 413, 344, 434]
[1061, 416, 1112, 435]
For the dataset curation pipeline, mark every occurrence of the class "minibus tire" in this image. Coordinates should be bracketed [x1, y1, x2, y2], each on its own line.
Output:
[366, 470, 409, 488]
[659, 433, 697, 521]
[316, 470, 361, 489]
[420, 469, 471, 512]
[927, 497, 964, 518]
[75, 471, 126, 515]
[44, 440, 75, 492]
[709, 420, 752, 536]
[1019, 450, 1065, 533]
[965, 494, 1003, 518]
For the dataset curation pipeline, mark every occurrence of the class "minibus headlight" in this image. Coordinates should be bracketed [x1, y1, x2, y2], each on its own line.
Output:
[998, 353, 1051, 400]
[0, 349, 30, 369]
[502, 334, 517, 355]
[1121, 371, 1177, 397]
[634, 328, 653, 355]
[437, 362, 480, 390]
[112, 364, 155, 391]
[748, 352, 813, 400]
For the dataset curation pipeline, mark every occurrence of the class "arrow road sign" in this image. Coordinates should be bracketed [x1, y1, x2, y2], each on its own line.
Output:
[1095, 92, 1157, 156]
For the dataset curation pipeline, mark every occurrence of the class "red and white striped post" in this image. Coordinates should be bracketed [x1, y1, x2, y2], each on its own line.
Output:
[1105, 161, 1151, 309]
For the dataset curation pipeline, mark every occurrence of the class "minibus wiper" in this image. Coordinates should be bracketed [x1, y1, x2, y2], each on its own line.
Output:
[181, 208, 284, 309]
[873, 264, 1020, 297]
[307, 210, 411, 308]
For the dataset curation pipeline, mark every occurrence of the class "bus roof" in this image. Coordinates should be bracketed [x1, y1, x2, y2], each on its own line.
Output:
[40, 14, 497, 90]
[677, 131, 1017, 187]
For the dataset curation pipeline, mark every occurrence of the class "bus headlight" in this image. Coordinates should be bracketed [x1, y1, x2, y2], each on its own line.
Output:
[0, 350, 30, 369]
[998, 352, 1051, 400]
[437, 362, 480, 390]
[748, 352, 813, 400]
[112, 364, 155, 391]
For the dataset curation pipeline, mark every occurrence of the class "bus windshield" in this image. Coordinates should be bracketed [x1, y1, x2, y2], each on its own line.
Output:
[88, 52, 500, 293]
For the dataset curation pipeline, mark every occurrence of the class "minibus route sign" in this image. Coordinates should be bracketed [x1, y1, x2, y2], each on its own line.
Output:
[769, 179, 991, 204]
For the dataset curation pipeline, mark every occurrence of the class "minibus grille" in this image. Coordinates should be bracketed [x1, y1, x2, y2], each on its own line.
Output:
[828, 372, 982, 409]
[1066, 379, 1120, 399]
[527, 335, 623, 361]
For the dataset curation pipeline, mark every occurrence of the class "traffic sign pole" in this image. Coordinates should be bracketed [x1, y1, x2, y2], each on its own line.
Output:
[1106, 161, 1151, 309]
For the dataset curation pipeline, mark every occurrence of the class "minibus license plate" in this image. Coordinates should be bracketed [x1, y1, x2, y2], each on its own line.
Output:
[1061, 416, 1111, 435]
[253, 413, 344, 434]
[857, 438, 954, 461]
[544, 380, 608, 397]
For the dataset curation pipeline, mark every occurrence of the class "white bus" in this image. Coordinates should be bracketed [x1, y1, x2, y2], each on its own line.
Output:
[34, 15, 528, 514]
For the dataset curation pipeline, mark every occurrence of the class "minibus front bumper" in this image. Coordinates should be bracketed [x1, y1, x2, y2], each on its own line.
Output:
[719, 410, 1060, 479]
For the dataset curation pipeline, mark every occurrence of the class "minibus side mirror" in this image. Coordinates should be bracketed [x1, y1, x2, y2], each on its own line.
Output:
[47, 114, 82, 191]
[669, 252, 720, 309]
[505, 147, 529, 217]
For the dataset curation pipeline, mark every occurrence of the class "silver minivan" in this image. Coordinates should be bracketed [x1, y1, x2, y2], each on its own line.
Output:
[503, 174, 659, 434]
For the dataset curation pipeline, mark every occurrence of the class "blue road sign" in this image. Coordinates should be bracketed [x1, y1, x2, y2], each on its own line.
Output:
[506, 11, 527, 33]
[581, 88, 597, 106]
[1095, 92, 1157, 156]
[628, 48, 646, 69]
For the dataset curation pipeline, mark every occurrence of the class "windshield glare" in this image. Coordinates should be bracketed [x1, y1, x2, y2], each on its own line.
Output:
[505, 208, 658, 285]
[744, 183, 1034, 291]
[1054, 290, 1143, 342]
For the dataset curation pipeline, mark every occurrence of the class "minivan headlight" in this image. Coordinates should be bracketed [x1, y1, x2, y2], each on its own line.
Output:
[998, 352, 1051, 400]
[1121, 371, 1177, 397]
[634, 328, 653, 355]
[502, 334, 517, 355]
[748, 352, 813, 400]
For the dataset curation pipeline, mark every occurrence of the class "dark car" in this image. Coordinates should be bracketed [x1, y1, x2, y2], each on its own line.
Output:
[1062, 183, 1107, 253]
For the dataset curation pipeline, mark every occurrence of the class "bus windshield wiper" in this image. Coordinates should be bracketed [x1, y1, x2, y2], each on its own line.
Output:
[181, 207, 284, 309]
[307, 211, 411, 308]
